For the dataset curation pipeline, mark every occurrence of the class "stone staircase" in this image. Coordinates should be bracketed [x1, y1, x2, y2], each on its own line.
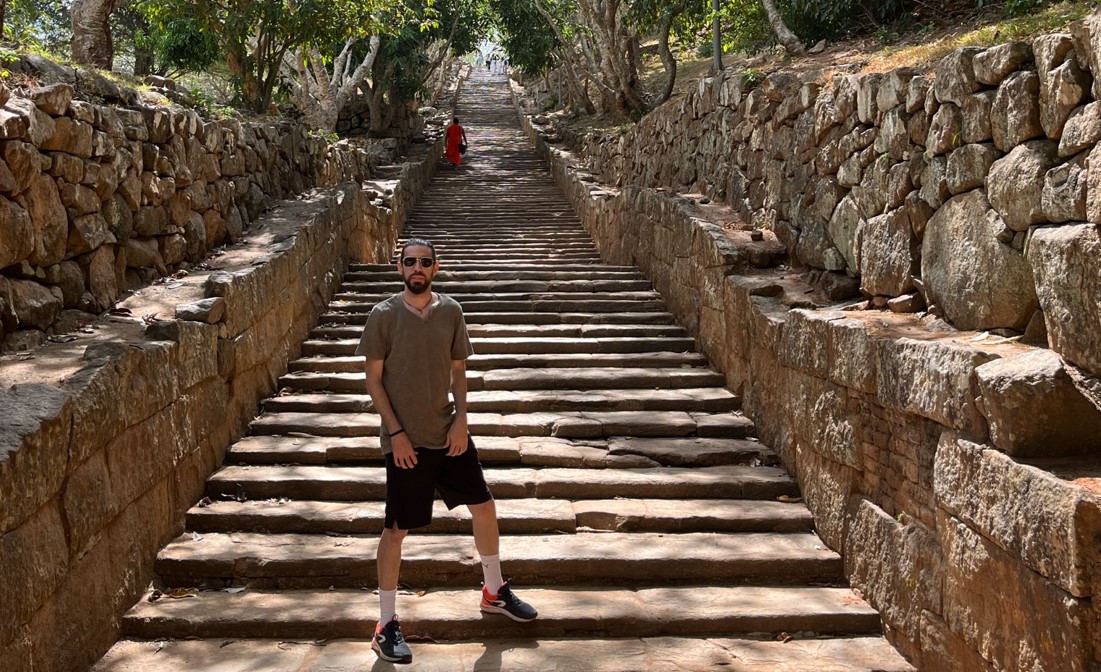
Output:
[92, 71, 914, 671]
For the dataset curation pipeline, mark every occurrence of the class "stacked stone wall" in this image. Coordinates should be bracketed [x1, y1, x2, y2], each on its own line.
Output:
[0, 77, 390, 353]
[512, 12, 1101, 665]
[0, 88, 445, 672]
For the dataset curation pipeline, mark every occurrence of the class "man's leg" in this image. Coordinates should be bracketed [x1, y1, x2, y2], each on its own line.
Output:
[468, 500, 503, 591]
[377, 523, 408, 618]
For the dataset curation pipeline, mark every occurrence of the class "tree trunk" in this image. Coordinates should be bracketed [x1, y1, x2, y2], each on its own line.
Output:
[1, 1, 7, 39]
[656, 3, 685, 104]
[71, 0, 117, 69]
[712, 0, 723, 71]
[532, 0, 596, 114]
[760, 0, 804, 55]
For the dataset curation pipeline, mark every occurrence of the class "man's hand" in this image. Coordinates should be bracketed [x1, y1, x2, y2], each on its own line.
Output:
[391, 433, 418, 468]
[446, 417, 469, 457]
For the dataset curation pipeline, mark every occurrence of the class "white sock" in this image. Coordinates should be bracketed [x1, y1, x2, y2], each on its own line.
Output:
[379, 588, 397, 625]
[480, 553, 504, 594]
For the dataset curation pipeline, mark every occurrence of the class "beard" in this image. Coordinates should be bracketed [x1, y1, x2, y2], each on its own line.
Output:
[404, 275, 431, 294]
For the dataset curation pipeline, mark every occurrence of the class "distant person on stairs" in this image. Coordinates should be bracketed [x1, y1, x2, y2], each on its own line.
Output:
[358, 238, 538, 664]
[445, 117, 467, 169]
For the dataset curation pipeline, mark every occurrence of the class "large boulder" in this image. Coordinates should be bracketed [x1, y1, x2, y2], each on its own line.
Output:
[1027, 224, 1101, 377]
[922, 190, 1039, 331]
[986, 140, 1059, 231]
[976, 349, 1101, 457]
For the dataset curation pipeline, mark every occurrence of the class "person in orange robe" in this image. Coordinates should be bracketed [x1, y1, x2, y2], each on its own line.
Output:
[445, 117, 468, 168]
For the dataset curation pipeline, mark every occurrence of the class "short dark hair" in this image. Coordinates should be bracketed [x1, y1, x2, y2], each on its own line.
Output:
[452, 117, 459, 124]
[401, 237, 436, 259]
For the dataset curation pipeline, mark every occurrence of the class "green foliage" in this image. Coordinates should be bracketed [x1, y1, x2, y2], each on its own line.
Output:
[3, 0, 72, 55]
[489, 0, 561, 76]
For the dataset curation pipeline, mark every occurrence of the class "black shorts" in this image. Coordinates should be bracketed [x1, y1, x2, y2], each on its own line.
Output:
[384, 437, 493, 530]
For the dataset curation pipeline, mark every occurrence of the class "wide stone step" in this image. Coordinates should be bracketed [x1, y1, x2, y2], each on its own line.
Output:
[331, 297, 668, 313]
[206, 463, 796, 502]
[353, 262, 634, 272]
[249, 408, 749, 440]
[185, 497, 811, 536]
[335, 279, 655, 294]
[279, 366, 719, 392]
[262, 388, 737, 414]
[318, 310, 677, 327]
[120, 586, 884, 640]
[93, 636, 916, 672]
[224, 435, 767, 468]
[345, 268, 644, 281]
[291, 351, 706, 374]
[336, 290, 661, 304]
[153, 531, 843, 588]
[313, 323, 683, 340]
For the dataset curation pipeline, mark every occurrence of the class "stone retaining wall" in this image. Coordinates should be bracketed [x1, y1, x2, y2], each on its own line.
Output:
[0, 118, 443, 672]
[512, 24, 1101, 665]
[546, 15, 1101, 384]
[0, 76, 389, 353]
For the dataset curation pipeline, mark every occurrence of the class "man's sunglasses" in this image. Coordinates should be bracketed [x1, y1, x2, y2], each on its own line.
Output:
[402, 256, 435, 268]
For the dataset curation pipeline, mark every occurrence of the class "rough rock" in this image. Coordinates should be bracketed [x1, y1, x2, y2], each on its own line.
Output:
[1042, 152, 1088, 223]
[934, 48, 983, 106]
[176, 297, 226, 324]
[1041, 57, 1090, 140]
[986, 140, 1059, 231]
[921, 190, 1038, 331]
[973, 42, 1034, 85]
[860, 206, 916, 297]
[991, 71, 1043, 151]
[976, 350, 1101, 457]
[1059, 101, 1101, 157]
[7, 278, 62, 330]
[827, 193, 863, 274]
[0, 195, 34, 269]
[1027, 224, 1101, 377]
[20, 175, 68, 267]
[30, 83, 74, 117]
[946, 143, 998, 195]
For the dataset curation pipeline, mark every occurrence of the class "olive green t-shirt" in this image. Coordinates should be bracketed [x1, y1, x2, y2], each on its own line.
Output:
[356, 293, 473, 453]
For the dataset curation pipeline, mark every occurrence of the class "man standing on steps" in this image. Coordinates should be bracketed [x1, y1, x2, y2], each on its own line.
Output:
[358, 237, 538, 664]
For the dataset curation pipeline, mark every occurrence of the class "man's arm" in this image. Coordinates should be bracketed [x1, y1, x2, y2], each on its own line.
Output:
[365, 358, 418, 468]
[445, 358, 469, 456]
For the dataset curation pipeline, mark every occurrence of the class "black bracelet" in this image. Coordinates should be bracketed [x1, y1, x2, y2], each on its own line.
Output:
[389, 428, 405, 438]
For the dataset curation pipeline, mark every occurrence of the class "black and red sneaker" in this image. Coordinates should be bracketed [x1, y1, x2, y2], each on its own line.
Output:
[371, 616, 412, 664]
[480, 580, 538, 622]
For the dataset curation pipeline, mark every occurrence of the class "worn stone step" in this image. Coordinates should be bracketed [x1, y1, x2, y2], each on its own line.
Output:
[290, 351, 705, 374]
[331, 298, 668, 313]
[353, 261, 632, 272]
[93, 636, 916, 672]
[249, 408, 748, 440]
[345, 268, 644, 281]
[153, 531, 843, 588]
[335, 290, 661, 304]
[263, 388, 737, 414]
[317, 310, 677, 327]
[120, 586, 883, 640]
[205, 464, 797, 502]
[312, 323, 683, 340]
[335, 279, 655, 296]
[185, 497, 810, 536]
[278, 366, 718, 393]
[224, 435, 765, 468]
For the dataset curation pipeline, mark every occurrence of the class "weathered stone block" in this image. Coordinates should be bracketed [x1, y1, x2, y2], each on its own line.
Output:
[20, 173, 68, 267]
[860, 206, 917, 297]
[973, 42, 1033, 85]
[8, 278, 62, 330]
[61, 451, 114, 558]
[922, 190, 1039, 331]
[847, 499, 942, 654]
[936, 432, 1100, 597]
[1059, 101, 1101, 158]
[1027, 224, 1101, 377]
[987, 140, 1059, 230]
[934, 48, 984, 106]
[991, 71, 1043, 151]
[794, 441, 859, 551]
[827, 193, 863, 274]
[938, 510, 1095, 672]
[875, 336, 995, 437]
[1042, 151, 1088, 223]
[0, 501, 69, 646]
[945, 143, 998, 195]
[0, 195, 34, 269]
